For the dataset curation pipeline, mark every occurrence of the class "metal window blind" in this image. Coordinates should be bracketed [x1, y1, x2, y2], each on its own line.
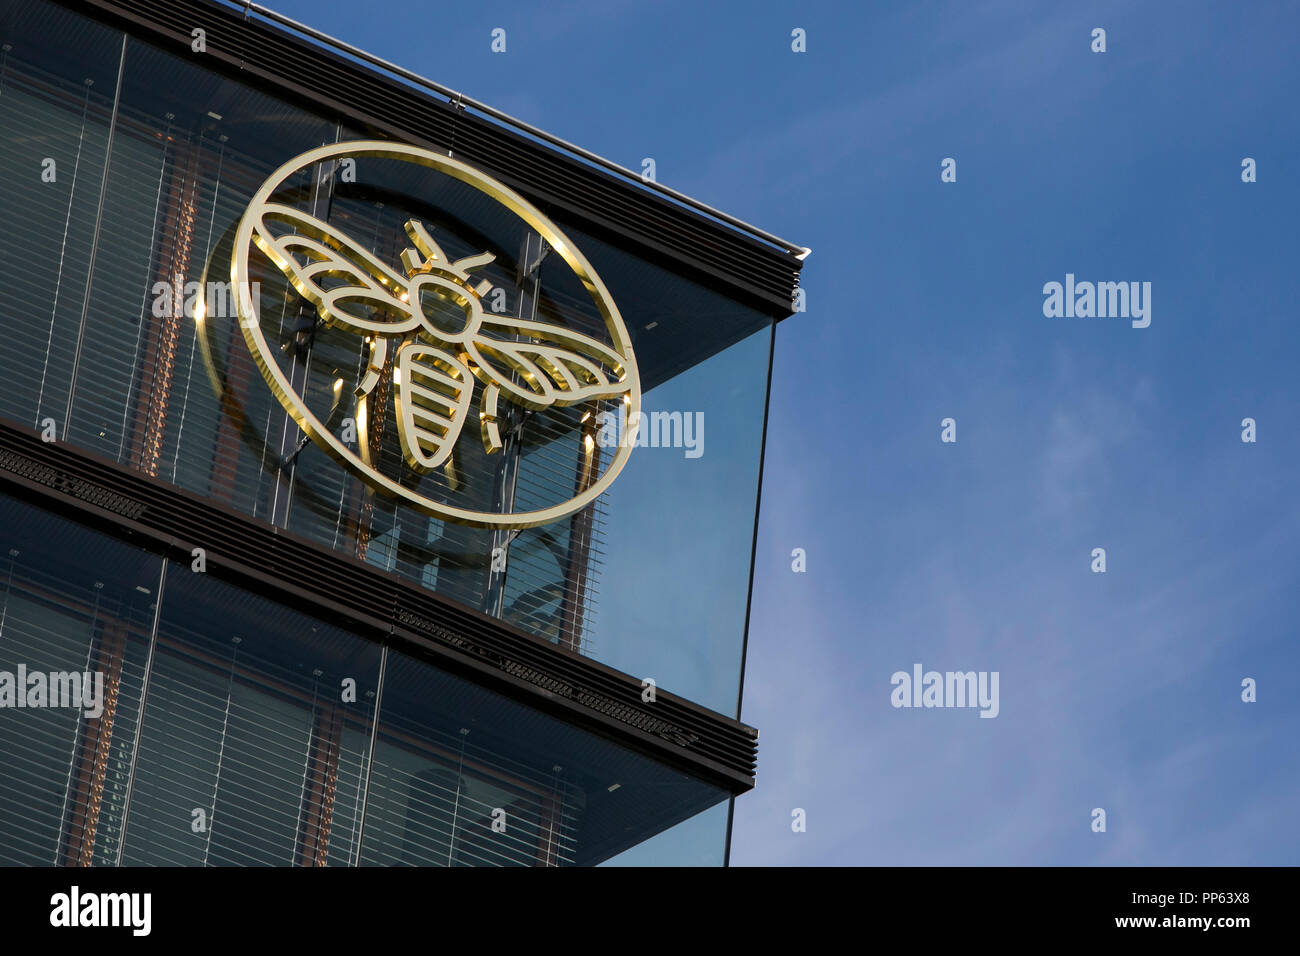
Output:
[118, 575, 379, 867]
[0, 521, 158, 866]
[359, 726, 580, 867]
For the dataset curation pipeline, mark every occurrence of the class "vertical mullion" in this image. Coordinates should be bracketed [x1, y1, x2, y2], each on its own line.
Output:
[61, 32, 126, 434]
[351, 642, 387, 866]
[113, 558, 167, 865]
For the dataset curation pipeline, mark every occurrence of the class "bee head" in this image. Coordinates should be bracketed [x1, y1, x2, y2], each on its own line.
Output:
[399, 220, 494, 343]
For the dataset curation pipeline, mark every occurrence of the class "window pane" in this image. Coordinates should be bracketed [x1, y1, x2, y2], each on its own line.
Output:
[0, 491, 160, 866]
[0, 0, 122, 433]
[119, 568, 382, 866]
[359, 648, 729, 866]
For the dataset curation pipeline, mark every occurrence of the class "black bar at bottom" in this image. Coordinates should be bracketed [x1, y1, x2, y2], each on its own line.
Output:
[2, 865, 1284, 940]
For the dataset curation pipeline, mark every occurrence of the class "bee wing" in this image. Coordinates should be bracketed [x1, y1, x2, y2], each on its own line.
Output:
[467, 316, 632, 410]
[393, 341, 474, 474]
[252, 202, 421, 337]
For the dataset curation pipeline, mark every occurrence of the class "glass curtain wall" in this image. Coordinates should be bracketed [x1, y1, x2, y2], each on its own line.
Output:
[0, 489, 729, 865]
[0, 0, 775, 717]
[0, 0, 773, 866]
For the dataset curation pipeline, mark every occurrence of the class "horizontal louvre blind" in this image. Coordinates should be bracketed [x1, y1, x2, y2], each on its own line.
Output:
[0, 45, 115, 434]
[360, 726, 580, 867]
[0, 508, 159, 866]
[119, 571, 380, 866]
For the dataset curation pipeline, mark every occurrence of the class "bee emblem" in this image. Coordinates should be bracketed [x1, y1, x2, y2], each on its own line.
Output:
[231, 142, 641, 529]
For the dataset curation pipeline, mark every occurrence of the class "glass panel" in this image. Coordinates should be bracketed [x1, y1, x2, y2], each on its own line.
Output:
[516, 226, 775, 713]
[592, 324, 773, 715]
[118, 566, 382, 866]
[65, 35, 339, 525]
[0, 490, 161, 866]
[359, 648, 730, 866]
[0, 0, 122, 434]
[602, 800, 730, 866]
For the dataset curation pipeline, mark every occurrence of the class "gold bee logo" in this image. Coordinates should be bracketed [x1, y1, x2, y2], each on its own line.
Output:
[231, 141, 640, 529]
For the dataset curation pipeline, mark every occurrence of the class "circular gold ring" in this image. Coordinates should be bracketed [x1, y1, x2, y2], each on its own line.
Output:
[231, 140, 640, 529]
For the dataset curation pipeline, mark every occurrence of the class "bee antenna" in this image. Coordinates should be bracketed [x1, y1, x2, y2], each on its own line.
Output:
[452, 250, 496, 273]
[402, 219, 447, 270]
[401, 219, 495, 284]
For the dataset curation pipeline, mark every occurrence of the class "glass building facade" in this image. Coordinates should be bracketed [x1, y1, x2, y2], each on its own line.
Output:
[0, 0, 803, 865]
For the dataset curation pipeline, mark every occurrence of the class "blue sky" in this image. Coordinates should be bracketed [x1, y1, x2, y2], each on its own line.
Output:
[269, 0, 1300, 864]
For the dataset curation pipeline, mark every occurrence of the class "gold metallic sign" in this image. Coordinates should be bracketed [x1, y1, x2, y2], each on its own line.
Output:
[231, 141, 640, 529]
